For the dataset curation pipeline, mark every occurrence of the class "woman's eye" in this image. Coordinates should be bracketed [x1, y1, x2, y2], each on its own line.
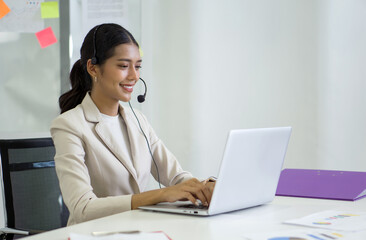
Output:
[118, 65, 128, 68]
[135, 66, 142, 70]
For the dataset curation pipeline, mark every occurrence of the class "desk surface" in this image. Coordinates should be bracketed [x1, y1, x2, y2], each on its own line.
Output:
[23, 196, 366, 240]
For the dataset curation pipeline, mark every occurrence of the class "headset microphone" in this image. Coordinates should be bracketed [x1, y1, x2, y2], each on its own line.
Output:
[137, 77, 147, 103]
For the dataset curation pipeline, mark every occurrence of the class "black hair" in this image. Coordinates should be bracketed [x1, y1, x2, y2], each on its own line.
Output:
[59, 23, 139, 114]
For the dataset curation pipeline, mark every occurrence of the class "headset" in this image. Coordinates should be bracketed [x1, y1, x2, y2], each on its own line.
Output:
[91, 24, 100, 65]
[128, 78, 162, 189]
[91, 25, 161, 188]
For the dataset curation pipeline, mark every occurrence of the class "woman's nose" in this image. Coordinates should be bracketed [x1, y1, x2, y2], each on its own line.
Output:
[128, 67, 139, 80]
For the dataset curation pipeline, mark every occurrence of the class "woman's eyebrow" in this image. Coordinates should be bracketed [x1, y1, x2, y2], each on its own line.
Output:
[116, 59, 142, 62]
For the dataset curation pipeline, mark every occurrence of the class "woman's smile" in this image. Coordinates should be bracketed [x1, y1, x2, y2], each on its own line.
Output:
[120, 83, 135, 93]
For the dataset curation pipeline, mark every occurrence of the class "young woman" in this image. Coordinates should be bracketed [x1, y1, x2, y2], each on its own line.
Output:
[50, 23, 214, 225]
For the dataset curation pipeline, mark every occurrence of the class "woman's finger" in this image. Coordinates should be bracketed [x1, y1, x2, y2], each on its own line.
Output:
[201, 185, 212, 205]
[184, 183, 209, 206]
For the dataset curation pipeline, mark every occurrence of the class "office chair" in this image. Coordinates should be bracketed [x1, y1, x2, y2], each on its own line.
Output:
[0, 137, 69, 239]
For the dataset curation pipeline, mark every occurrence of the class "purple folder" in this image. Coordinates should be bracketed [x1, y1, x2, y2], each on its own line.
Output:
[275, 169, 366, 201]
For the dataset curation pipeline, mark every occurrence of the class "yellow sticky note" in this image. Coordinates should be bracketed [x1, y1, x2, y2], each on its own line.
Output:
[0, 0, 11, 19]
[41, 1, 59, 19]
[139, 47, 144, 57]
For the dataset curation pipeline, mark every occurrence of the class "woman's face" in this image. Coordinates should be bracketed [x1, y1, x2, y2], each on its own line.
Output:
[93, 43, 142, 104]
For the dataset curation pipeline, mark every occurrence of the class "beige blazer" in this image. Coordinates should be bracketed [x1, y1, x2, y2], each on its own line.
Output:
[50, 93, 192, 225]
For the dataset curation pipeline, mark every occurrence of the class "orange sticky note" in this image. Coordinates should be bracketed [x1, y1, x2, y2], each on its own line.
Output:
[35, 27, 57, 48]
[0, 0, 11, 19]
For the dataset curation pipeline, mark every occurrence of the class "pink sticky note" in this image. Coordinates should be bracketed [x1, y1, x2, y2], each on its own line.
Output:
[35, 27, 57, 48]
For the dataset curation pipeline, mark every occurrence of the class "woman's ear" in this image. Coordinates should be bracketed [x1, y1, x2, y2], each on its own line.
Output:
[86, 59, 99, 79]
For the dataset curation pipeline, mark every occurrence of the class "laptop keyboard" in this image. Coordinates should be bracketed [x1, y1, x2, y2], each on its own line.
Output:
[177, 203, 208, 210]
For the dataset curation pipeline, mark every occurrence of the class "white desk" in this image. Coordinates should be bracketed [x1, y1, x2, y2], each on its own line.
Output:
[23, 196, 366, 240]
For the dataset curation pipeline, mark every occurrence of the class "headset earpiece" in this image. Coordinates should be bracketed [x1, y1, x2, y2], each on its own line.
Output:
[91, 56, 98, 65]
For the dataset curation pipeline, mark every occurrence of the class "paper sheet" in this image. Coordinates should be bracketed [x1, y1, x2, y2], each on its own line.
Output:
[243, 229, 350, 240]
[81, 0, 128, 36]
[284, 210, 366, 232]
[69, 232, 171, 240]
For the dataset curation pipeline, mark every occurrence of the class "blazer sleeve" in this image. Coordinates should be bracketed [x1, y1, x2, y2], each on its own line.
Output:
[51, 114, 132, 225]
[133, 110, 193, 186]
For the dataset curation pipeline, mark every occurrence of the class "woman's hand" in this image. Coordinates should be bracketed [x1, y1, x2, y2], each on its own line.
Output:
[161, 178, 213, 206]
[131, 178, 215, 210]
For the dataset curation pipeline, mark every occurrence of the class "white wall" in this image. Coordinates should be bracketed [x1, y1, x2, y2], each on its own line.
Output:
[141, 0, 366, 179]
[317, 0, 366, 170]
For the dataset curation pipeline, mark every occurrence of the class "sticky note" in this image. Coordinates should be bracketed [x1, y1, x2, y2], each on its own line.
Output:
[35, 27, 57, 48]
[0, 0, 11, 19]
[41, 1, 59, 19]
[139, 47, 144, 57]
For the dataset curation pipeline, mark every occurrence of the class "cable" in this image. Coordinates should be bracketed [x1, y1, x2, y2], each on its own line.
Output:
[128, 101, 162, 189]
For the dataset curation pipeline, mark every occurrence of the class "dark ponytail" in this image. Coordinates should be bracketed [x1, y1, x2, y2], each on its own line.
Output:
[58, 23, 139, 114]
[59, 60, 92, 113]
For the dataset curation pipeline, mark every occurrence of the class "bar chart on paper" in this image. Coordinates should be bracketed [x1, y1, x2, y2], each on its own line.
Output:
[244, 229, 347, 240]
[267, 231, 344, 240]
[284, 210, 366, 232]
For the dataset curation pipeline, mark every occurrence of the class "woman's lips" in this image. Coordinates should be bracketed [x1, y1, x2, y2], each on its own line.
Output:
[120, 84, 134, 92]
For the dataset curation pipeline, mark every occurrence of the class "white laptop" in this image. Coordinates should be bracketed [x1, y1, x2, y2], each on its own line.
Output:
[139, 127, 292, 216]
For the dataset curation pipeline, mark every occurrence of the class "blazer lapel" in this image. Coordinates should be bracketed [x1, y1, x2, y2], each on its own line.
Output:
[81, 94, 139, 185]
[119, 105, 150, 187]
[119, 106, 141, 175]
